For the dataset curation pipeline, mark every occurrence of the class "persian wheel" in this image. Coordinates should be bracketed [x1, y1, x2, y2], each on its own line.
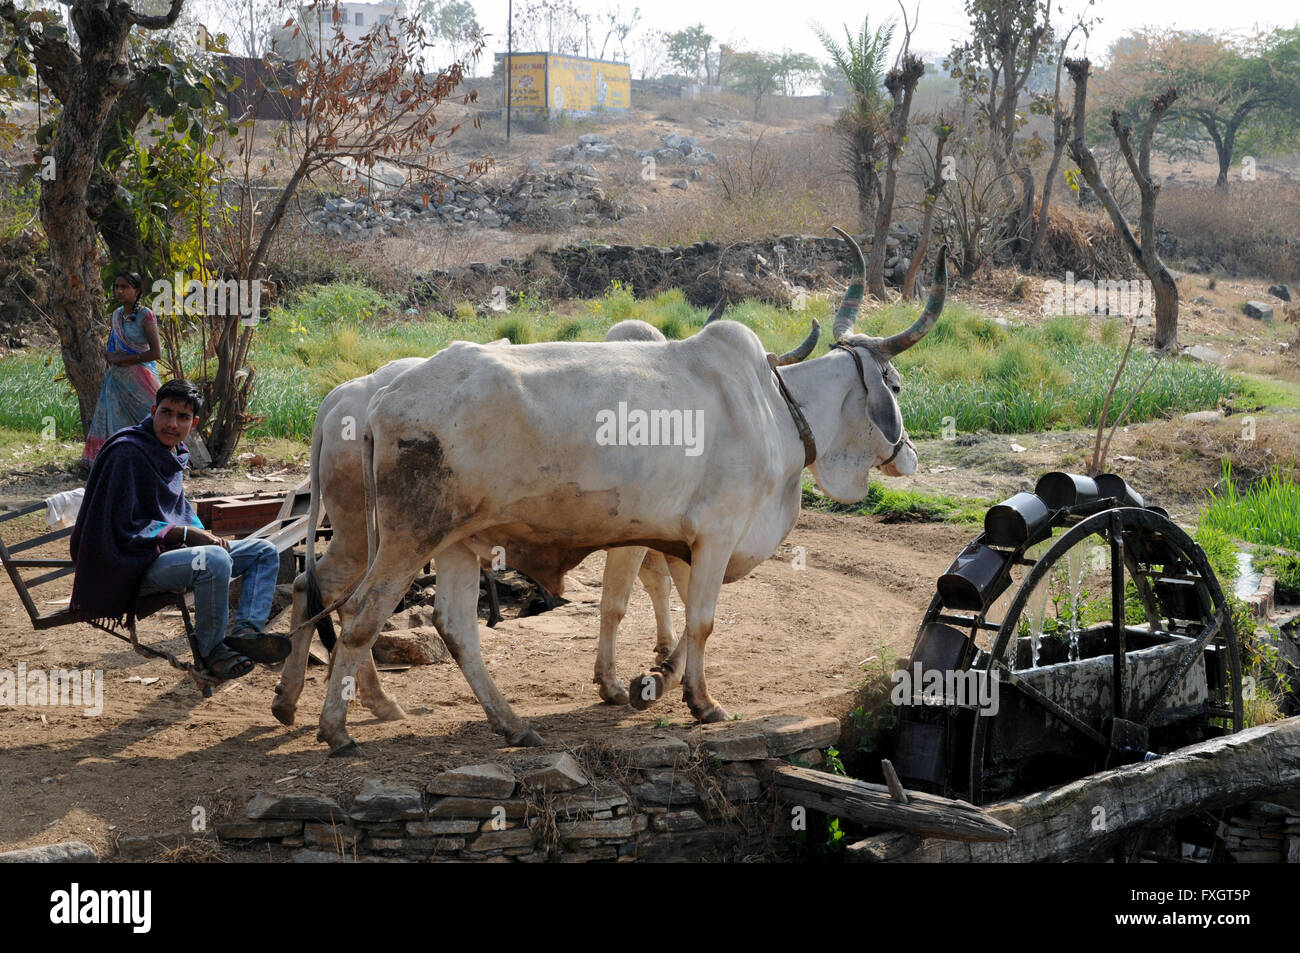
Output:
[894, 478, 1242, 806]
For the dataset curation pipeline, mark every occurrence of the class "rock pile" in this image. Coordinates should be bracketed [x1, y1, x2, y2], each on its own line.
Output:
[636, 131, 718, 167]
[306, 160, 640, 237]
[550, 132, 622, 162]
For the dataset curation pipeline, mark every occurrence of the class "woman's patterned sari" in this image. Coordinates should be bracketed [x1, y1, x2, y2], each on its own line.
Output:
[81, 304, 161, 465]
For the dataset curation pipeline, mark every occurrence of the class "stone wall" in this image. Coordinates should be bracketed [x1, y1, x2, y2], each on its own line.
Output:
[415, 228, 924, 311]
[109, 714, 840, 863]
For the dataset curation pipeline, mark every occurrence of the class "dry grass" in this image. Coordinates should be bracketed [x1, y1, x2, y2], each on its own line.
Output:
[1160, 179, 1300, 282]
[1032, 203, 1134, 279]
[1127, 414, 1300, 505]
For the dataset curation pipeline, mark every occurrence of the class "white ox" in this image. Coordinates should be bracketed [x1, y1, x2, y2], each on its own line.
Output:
[273, 314, 821, 726]
[317, 229, 947, 753]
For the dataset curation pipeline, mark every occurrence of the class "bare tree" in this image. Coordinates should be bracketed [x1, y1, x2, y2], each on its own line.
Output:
[902, 116, 951, 298]
[867, 53, 924, 300]
[1066, 57, 1180, 353]
[191, 1, 489, 463]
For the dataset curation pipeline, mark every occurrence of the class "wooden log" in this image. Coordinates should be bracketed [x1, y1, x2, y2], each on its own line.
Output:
[848, 716, 1300, 862]
[769, 763, 1014, 842]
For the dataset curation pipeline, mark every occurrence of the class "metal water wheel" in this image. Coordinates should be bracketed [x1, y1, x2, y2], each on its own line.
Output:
[893, 474, 1243, 806]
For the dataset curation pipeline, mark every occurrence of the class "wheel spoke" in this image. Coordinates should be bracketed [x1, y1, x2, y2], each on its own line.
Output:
[1110, 511, 1128, 722]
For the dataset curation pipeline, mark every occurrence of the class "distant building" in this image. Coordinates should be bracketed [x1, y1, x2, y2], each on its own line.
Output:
[270, 2, 406, 61]
[500, 52, 631, 120]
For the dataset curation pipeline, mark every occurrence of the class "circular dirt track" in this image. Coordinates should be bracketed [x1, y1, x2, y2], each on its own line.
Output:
[0, 508, 972, 857]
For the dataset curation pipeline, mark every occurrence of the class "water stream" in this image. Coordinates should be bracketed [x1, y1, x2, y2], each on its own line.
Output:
[1234, 550, 1261, 601]
[1065, 543, 1095, 662]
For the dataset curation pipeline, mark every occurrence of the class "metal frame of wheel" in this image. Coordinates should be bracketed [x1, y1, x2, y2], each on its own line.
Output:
[906, 498, 1243, 806]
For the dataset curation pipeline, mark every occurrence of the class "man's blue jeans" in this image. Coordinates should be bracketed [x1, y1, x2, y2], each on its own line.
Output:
[137, 538, 280, 661]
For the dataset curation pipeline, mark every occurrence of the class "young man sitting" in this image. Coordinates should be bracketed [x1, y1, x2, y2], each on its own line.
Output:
[70, 379, 291, 681]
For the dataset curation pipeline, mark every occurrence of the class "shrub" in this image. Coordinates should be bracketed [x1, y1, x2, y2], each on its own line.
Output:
[494, 316, 536, 344]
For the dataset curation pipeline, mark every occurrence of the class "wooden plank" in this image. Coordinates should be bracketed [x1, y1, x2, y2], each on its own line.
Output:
[769, 763, 1014, 842]
[193, 494, 250, 527]
[276, 479, 311, 520]
[210, 498, 284, 535]
[847, 716, 1300, 863]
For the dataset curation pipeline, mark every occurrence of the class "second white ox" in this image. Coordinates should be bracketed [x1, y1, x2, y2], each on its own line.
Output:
[275, 316, 820, 726]
[317, 229, 947, 753]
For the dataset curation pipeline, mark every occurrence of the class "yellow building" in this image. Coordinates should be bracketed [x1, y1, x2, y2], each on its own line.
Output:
[505, 53, 631, 119]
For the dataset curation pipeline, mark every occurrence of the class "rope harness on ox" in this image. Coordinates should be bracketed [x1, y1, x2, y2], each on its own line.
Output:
[766, 341, 910, 472]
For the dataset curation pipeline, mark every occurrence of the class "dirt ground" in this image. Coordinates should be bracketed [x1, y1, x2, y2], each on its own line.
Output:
[0, 500, 972, 857]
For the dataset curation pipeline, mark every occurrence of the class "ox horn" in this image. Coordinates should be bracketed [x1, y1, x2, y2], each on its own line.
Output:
[875, 245, 949, 357]
[830, 226, 867, 341]
[774, 319, 820, 366]
[704, 298, 726, 324]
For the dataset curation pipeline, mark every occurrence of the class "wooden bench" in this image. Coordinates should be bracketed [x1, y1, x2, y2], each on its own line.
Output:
[0, 499, 217, 698]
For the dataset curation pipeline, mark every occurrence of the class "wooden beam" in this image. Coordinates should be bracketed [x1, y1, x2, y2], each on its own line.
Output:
[768, 763, 1014, 842]
[847, 716, 1300, 862]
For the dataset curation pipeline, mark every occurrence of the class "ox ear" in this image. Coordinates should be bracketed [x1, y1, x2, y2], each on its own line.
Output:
[863, 350, 906, 445]
[484, 337, 511, 347]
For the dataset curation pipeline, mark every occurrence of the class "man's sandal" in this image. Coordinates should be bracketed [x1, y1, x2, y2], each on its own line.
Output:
[207, 653, 254, 681]
[224, 626, 292, 665]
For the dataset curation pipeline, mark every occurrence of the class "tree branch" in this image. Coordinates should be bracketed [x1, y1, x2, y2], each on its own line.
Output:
[129, 0, 185, 29]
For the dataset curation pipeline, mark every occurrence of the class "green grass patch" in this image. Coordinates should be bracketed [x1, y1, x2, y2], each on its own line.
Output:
[0, 352, 80, 437]
[1193, 524, 1241, 586]
[801, 477, 987, 524]
[1199, 460, 1300, 551]
[0, 283, 1235, 447]
[1257, 549, 1300, 596]
[858, 306, 1234, 437]
[1234, 372, 1300, 410]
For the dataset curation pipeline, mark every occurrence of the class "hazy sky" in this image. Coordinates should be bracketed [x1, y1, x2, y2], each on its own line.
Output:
[467, 0, 1298, 65]
[189, 0, 1298, 70]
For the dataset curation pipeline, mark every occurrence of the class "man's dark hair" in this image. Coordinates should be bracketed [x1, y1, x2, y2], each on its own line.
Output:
[154, 379, 204, 417]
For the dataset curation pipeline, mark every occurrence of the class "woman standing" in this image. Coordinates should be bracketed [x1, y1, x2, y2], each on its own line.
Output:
[81, 272, 163, 467]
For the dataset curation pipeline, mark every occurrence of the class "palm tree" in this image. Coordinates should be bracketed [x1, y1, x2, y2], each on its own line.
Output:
[813, 16, 896, 229]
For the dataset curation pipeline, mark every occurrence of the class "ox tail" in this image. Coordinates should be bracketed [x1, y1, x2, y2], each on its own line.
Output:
[362, 422, 379, 569]
[305, 419, 337, 651]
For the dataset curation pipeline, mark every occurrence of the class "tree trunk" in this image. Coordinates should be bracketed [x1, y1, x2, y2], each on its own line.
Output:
[1021, 113, 1071, 269]
[6, 0, 183, 435]
[40, 15, 137, 432]
[902, 125, 950, 298]
[1066, 58, 1181, 353]
[867, 56, 923, 300]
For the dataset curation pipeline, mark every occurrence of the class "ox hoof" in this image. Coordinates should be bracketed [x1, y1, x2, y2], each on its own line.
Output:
[627, 672, 665, 711]
[364, 697, 408, 722]
[328, 739, 362, 758]
[507, 726, 545, 747]
[694, 704, 731, 724]
[597, 678, 630, 707]
[270, 700, 296, 727]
